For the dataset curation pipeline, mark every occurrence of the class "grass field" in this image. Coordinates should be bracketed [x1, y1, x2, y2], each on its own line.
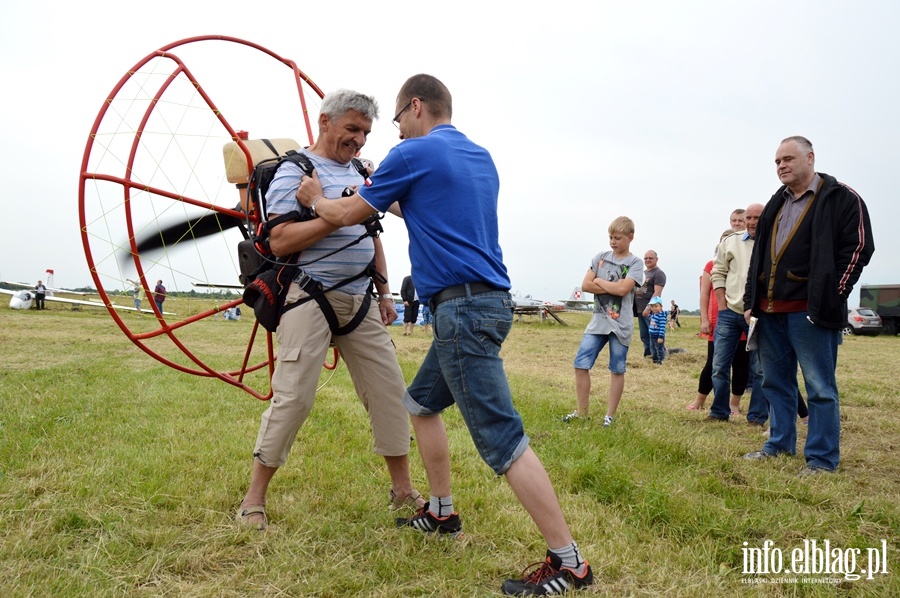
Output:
[1, 300, 897, 597]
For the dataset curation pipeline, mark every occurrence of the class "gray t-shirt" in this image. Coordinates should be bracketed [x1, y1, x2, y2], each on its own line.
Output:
[634, 266, 667, 311]
[584, 251, 644, 345]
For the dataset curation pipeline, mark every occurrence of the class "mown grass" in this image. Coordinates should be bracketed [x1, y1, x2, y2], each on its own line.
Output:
[1, 301, 897, 597]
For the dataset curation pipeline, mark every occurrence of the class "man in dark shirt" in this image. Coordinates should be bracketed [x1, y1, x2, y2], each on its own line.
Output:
[633, 251, 666, 356]
[743, 136, 874, 476]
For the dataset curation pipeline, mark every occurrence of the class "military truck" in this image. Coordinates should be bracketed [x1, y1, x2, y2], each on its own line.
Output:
[860, 284, 900, 336]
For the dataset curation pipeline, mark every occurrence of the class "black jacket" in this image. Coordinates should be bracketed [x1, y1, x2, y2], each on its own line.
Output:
[744, 172, 874, 329]
[400, 276, 417, 303]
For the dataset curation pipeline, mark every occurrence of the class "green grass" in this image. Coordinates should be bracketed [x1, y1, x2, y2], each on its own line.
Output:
[1, 303, 897, 596]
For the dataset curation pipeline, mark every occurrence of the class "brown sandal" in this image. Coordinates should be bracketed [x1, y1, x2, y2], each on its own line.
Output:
[235, 504, 267, 530]
[389, 489, 426, 511]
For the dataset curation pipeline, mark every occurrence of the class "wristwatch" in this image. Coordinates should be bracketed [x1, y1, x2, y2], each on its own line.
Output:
[379, 294, 394, 302]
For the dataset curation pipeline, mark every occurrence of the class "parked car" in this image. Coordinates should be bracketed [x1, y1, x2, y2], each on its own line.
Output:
[860, 284, 900, 335]
[844, 307, 882, 336]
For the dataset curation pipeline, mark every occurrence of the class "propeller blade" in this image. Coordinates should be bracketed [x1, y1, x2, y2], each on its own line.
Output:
[134, 210, 246, 253]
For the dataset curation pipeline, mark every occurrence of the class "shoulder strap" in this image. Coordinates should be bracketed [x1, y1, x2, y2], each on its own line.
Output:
[261, 139, 280, 157]
[351, 157, 369, 179]
[266, 211, 302, 228]
[280, 149, 315, 177]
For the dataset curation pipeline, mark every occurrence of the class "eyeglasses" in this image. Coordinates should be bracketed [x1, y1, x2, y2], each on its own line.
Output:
[644, 257, 657, 261]
[392, 101, 412, 129]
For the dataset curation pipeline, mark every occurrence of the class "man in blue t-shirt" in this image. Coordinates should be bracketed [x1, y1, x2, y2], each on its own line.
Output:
[298, 74, 593, 595]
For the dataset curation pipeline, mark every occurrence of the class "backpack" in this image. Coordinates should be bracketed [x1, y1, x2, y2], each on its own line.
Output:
[237, 142, 377, 333]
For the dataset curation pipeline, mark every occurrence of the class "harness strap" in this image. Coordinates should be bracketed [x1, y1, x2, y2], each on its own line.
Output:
[261, 138, 280, 157]
[284, 260, 381, 336]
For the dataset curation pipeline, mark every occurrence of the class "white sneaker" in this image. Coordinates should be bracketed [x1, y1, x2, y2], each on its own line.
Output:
[561, 410, 580, 423]
[603, 415, 614, 427]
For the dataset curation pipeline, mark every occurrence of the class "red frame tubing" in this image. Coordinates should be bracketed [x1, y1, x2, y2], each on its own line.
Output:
[79, 36, 328, 400]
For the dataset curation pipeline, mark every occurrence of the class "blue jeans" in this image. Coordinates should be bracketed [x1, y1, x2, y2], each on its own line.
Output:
[710, 309, 768, 422]
[638, 313, 651, 356]
[573, 332, 628, 374]
[650, 335, 666, 363]
[403, 290, 529, 475]
[758, 312, 841, 470]
[745, 351, 768, 424]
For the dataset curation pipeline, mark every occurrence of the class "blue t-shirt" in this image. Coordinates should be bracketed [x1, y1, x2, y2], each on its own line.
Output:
[266, 149, 374, 294]
[358, 124, 510, 303]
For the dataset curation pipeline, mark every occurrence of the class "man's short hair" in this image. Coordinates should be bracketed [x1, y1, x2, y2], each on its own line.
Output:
[320, 89, 379, 121]
[608, 216, 635, 235]
[731, 208, 745, 216]
[781, 135, 814, 154]
[398, 74, 452, 119]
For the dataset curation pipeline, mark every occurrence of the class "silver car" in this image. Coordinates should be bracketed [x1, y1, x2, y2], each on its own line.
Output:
[845, 307, 882, 336]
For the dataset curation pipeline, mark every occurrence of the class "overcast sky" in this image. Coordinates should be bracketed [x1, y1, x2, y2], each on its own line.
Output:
[1, 1, 896, 310]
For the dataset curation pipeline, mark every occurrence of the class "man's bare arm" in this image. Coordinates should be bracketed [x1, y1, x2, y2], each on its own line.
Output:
[268, 215, 339, 256]
[297, 170, 378, 227]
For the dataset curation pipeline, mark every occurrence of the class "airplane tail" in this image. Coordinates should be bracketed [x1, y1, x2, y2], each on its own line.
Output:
[569, 286, 584, 301]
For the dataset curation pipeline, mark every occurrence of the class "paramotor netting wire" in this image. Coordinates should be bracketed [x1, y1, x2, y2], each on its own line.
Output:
[122, 56, 229, 300]
[79, 37, 323, 399]
[80, 35, 322, 286]
[82, 173, 246, 306]
[80, 55, 227, 314]
[154, 36, 325, 145]
[84, 59, 225, 287]
[125, 45, 328, 291]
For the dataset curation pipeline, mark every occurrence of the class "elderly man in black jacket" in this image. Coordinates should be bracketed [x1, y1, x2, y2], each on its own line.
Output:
[743, 136, 874, 476]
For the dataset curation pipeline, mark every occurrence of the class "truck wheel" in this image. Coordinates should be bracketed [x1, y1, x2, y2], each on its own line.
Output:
[882, 320, 897, 336]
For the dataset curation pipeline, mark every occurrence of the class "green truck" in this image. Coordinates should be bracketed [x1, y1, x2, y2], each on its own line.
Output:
[860, 284, 900, 336]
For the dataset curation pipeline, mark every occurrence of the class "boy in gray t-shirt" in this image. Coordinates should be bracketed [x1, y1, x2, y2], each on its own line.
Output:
[563, 216, 644, 427]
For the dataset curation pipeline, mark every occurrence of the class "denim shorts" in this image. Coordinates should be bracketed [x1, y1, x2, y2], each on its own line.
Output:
[404, 291, 529, 475]
[573, 332, 628, 374]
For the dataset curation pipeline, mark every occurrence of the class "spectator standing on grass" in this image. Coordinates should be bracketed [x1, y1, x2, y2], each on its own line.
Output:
[127, 280, 143, 312]
[400, 274, 419, 336]
[34, 280, 47, 310]
[563, 216, 643, 427]
[648, 297, 668, 364]
[633, 250, 666, 357]
[706, 204, 769, 427]
[153, 280, 166, 313]
[296, 73, 594, 595]
[668, 300, 681, 330]
[743, 136, 873, 476]
[421, 302, 432, 335]
[687, 229, 750, 412]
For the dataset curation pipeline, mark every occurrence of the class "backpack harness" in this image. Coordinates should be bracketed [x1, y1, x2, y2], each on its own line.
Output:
[240, 142, 384, 335]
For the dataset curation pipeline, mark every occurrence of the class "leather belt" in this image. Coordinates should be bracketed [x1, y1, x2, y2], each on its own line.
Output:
[429, 282, 504, 311]
[758, 297, 808, 313]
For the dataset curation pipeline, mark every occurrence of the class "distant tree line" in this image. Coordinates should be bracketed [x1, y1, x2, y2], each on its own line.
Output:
[72, 286, 240, 299]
